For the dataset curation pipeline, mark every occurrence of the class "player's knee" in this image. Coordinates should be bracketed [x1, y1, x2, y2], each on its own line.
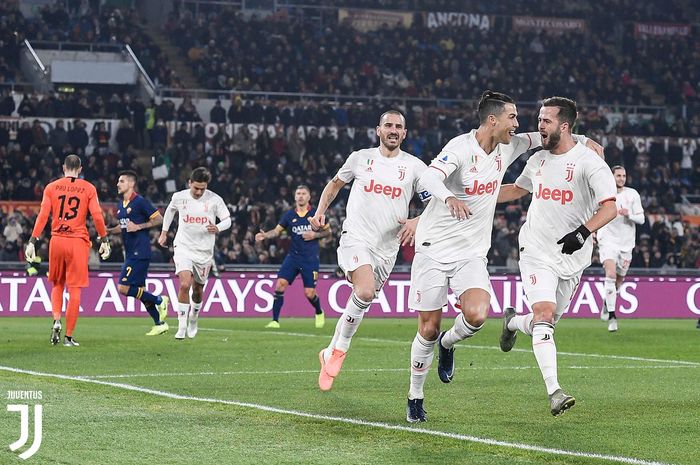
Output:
[461, 304, 488, 327]
[353, 287, 375, 303]
[304, 288, 316, 299]
[117, 285, 129, 295]
[275, 281, 289, 293]
[418, 320, 440, 341]
[465, 312, 487, 328]
[532, 305, 555, 324]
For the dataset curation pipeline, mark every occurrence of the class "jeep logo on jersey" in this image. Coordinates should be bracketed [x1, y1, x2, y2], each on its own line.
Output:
[535, 184, 574, 204]
[183, 215, 210, 224]
[465, 179, 499, 196]
[398, 166, 406, 181]
[565, 163, 575, 182]
[364, 179, 402, 199]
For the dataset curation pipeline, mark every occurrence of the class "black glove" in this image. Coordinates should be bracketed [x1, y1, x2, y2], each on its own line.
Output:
[557, 225, 591, 255]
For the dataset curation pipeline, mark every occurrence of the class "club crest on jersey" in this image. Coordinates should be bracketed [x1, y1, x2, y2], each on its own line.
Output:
[535, 159, 545, 176]
[565, 163, 575, 182]
[496, 155, 502, 172]
[204, 202, 209, 212]
[416, 291, 421, 303]
[530, 274, 537, 285]
[398, 166, 406, 181]
[366, 159, 374, 172]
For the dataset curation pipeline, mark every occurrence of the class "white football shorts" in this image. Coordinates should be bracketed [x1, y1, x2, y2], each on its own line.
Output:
[598, 243, 632, 276]
[519, 258, 582, 324]
[408, 252, 491, 311]
[174, 251, 212, 284]
[337, 234, 396, 294]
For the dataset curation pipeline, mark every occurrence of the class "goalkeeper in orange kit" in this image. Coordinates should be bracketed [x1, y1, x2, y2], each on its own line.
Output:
[24, 154, 111, 347]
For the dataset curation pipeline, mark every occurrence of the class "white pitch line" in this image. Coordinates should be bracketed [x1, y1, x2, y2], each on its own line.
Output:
[201, 328, 700, 366]
[0, 365, 678, 465]
[79, 364, 697, 379]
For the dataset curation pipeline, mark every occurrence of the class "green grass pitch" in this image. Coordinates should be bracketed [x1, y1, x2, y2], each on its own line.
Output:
[1, 317, 698, 465]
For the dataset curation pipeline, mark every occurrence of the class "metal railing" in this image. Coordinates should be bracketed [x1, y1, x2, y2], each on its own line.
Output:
[156, 86, 668, 114]
[28, 40, 124, 53]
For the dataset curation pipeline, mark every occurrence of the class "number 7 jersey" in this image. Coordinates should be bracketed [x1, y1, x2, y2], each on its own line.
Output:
[32, 176, 107, 243]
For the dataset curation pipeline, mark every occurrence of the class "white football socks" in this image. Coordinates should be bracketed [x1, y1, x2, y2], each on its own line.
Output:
[508, 313, 534, 336]
[190, 300, 202, 320]
[332, 293, 371, 353]
[440, 314, 482, 349]
[408, 332, 436, 400]
[532, 322, 560, 395]
[177, 302, 189, 331]
[604, 277, 617, 314]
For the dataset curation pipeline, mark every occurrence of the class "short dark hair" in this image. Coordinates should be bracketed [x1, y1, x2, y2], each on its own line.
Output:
[119, 170, 138, 183]
[477, 90, 515, 124]
[296, 184, 311, 194]
[541, 96, 577, 128]
[611, 165, 626, 174]
[64, 154, 81, 170]
[378, 110, 406, 127]
[190, 167, 211, 183]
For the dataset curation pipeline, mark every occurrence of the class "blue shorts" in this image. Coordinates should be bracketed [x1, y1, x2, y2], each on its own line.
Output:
[277, 254, 319, 288]
[119, 258, 151, 287]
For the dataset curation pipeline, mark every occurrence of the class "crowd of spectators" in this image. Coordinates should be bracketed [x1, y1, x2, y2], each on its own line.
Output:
[166, 3, 699, 112]
[2, 96, 699, 271]
[0, 1, 179, 88]
[0, 1, 698, 271]
[277, 0, 692, 22]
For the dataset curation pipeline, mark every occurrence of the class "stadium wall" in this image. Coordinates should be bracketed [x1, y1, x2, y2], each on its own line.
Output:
[1, 272, 698, 319]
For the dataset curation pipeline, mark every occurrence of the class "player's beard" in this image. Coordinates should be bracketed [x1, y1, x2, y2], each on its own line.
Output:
[381, 133, 401, 150]
[542, 128, 561, 150]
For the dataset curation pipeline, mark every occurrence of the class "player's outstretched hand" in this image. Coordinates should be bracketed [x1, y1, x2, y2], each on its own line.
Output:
[99, 239, 111, 260]
[255, 230, 266, 242]
[206, 222, 219, 234]
[24, 242, 36, 262]
[397, 217, 419, 246]
[309, 213, 325, 231]
[445, 197, 471, 221]
[557, 225, 591, 254]
[157, 231, 168, 247]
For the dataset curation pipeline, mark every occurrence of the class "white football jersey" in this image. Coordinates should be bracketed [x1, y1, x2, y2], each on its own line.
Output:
[165, 189, 230, 262]
[415, 130, 541, 263]
[596, 187, 644, 252]
[515, 142, 617, 278]
[336, 147, 429, 259]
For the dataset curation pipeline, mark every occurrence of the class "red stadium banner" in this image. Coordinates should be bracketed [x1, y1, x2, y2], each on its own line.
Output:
[634, 22, 691, 38]
[1, 271, 698, 319]
[512, 16, 586, 33]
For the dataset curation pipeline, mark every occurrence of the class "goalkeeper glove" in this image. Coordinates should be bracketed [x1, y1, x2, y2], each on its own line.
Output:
[556, 225, 591, 255]
[99, 238, 111, 260]
[24, 240, 36, 262]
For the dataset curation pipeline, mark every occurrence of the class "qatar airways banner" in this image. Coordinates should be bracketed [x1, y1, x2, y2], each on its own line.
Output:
[0, 272, 698, 318]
